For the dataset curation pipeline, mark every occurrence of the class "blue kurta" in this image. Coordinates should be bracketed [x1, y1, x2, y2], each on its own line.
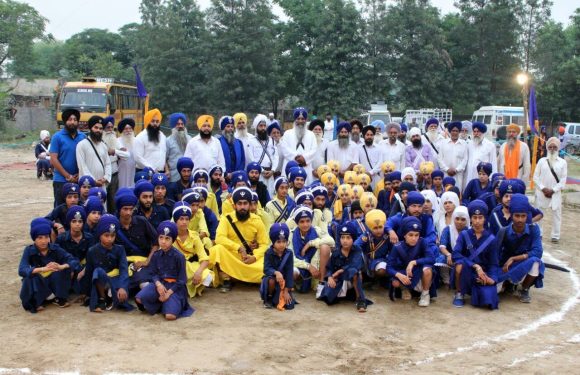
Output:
[260, 248, 295, 308]
[462, 179, 493, 205]
[45, 203, 70, 230]
[135, 204, 170, 231]
[219, 136, 245, 173]
[377, 190, 392, 214]
[56, 230, 94, 262]
[386, 238, 435, 290]
[489, 205, 543, 234]
[497, 224, 544, 288]
[319, 246, 366, 305]
[386, 213, 439, 259]
[203, 206, 219, 240]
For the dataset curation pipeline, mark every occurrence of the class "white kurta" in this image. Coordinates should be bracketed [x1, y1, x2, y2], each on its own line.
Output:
[324, 120, 334, 141]
[184, 135, 225, 172]
[76, 138, 112, 184]
[533, 157, 567, 210]
[422, 134, 445, 169]
[498, 141, 531, 182]
[358, 143, 383, 187]
[465, 138, 498, 186]
[248, 136, 278, 193]
[311, 139, 329, 172]
[379, 139, 406, 171]
[133, 131, 167, 171]
[279, 128, 318, 184]
[235, 132, 255, 168]
[437, 138, 468, 189]
[117, 137, 136, 188]
[326, 140, 360, 172]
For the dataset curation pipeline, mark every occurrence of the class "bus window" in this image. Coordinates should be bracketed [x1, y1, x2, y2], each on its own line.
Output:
[484, 115, 492, 124]
[512, 116, 525, 126]
[60, 88, 107, 111]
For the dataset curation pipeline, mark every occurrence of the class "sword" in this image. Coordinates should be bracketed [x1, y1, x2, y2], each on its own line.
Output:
[545, 263, 570, 272]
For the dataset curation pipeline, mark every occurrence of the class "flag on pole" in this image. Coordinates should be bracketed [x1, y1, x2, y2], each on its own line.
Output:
[528, 85, 539, 135]
[133, 64, 148, 98]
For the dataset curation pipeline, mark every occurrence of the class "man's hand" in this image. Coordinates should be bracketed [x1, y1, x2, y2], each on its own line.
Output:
[77, 268, 86, 280]
[243, 255, 257, 265]
[396, 273, 411, 286]
[108, 149, 116, 156]
[446, 254, 453, 266]
[117, 288, 128, 303]
[447, 168, 456, 176]
[389, 230, 399, 244]
[295, 155, 306, 166]
[301, 241, 311, 257]
[282, 289, 293, 305]
[406, 260, 416, 278]
[46, 262, 61, 272]
[192, 270, 202, 285]
[327, 276, 336, 289]
[275, 271, 284, 286]
[502, 257, 515, 273]
[249, 241, 259, 250]
[308, 264, 320, 279]
[263, 170, 273, 178]
[542, 188, 554, 198]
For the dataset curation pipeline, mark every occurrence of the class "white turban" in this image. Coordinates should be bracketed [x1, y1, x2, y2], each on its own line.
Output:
[40, 130, 50, 140]
[252, 114, 268, 129]
[408, 127, 421, 138]
[547, 137, 560, 149]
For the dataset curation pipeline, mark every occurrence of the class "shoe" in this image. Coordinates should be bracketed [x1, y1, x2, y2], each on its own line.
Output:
[219, 280, 232, 293]
[418, 292, 430, 307]
[356, 300, 367, 312]
[136, 301, 145, 312]
[105, 296, 114, 311]
[551, 238, 559, 244]
[263, 299, 274, 309]
[402, 288, 412, 300]
[519, 289, 531, 303]
[52, 298, 70, 308]
[453, 293, 464, 308]
[94, 298, 106, 312]
[316, 283, 325, 299]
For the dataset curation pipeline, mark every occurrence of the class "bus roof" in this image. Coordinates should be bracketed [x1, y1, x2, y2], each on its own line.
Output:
[475, 106, 524, 112]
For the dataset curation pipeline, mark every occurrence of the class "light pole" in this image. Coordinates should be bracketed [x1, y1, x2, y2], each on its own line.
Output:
[516, 72, 530, 144]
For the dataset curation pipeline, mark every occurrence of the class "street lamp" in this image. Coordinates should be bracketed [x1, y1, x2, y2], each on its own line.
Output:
[516, 72, 529, 86]
[516, 72, 530, 144]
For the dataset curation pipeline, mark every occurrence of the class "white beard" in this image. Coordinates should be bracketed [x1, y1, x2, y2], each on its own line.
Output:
[427, 130, 438, 142]
[295, 125, 305, 144]
[236, 128, 248, 139]
[374, 134, 383, 144]
[315, 133, 323, 144]
[120, 133, 135, 150]
[548, 150, 558, 164]
[172, 128, 189, 152]
[102, 132, 118, 150]
[460, 133, 468, 140]
[473, 136, 482, 145]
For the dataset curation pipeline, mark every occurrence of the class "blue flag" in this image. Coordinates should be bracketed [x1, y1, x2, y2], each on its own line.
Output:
[528, 86, 539, 135]
[133, 64, 147, 98]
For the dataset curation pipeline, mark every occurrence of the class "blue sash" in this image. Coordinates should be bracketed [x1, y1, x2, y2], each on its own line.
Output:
[292, 227, 318, 262]
[462, 231, 495, 262]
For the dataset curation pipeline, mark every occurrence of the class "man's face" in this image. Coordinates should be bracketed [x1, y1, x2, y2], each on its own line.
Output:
[154, 185, 166, 200]
[149, 116, 161, 128]
[313, 195, 326, 209]
[391, 180, 400, 191]
[460, 129, 469, 139]
[472, 128, 482, 139]
[104, 122, 115, 134]
[298, 217, 312, 233]
[507, 129, 518, 140]
[411, 134, 421, 142]
[450, 128, 459, 141]
[351, 125, 361, 136]
[427, 124, 438, 133]
[338, 128, 349, 138]
[120, 206, 134, 220]
[139, 192, 153, 209]
[175, 119, 186, 131]
[312, 126, 323, 137]
[180, 168, 192, 182]
[512, 212, 527, 231]
[270, 128, 281, 141]
[403, 175, 414, 183]
[295, 116, 307, 127]
[389, 127, 399, 142]
[200, 122, 212, 135]
[326, 115, 331, 121]
[248, 170, 260, 182]
[384, 180, 392, 191]
[293, 177, 305, 190]
[471, 214, 485, 230]
[90, 123, 103, 141]
[224, 124, 234, 134]
[478, 171, 489, 184]
[34, 235, 50, 251]
[235, 200, 250, 216]
[407, 203, 423, 217]
[123, 127, 134, 136]
[43, 136, 51, 143]
[236, 120, 246, 131]
[66, 194, 79, 207]
[364, 130, 374, 145]
[65, 115, 79, 131]
[422, 174, 431, 184]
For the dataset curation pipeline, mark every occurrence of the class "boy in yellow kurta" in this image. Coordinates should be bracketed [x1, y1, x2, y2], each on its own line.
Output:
[172, 202, 214, 297]
[210, 186, 269, 292]
[182, 189, 212, 251]
[264, 177, 295, 225]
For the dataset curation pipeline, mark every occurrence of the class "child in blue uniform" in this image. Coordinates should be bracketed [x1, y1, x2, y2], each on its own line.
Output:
[489, 179, 543, 233]
[496, 194, 545, 303]
[19, 218, 80, 312]
[83, 196, 104, 236]
[355, 209, 389, 282]
[261, 223, 295, 310]
[462, 162, 493, 205]
[136, 221, 194, 320]
[387, 216, 435, 306]
[45, 183, 80, 236]
[452, 200, 500, 309]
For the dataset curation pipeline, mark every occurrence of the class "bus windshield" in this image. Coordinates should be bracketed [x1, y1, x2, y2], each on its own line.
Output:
[369, 114, 391, 124]
[60, 88, 107, 112]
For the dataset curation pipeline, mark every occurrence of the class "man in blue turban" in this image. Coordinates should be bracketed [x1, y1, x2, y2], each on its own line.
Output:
[279, 107, 317, 185]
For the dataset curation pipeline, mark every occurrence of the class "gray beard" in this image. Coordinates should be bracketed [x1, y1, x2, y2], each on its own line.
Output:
[507, 137, 516, 149]
[374, 134, 383, 144]
[338, 137, 349, 148]
[295, 125, 305, 144]
[473, 136, 482, 145]
[172, 128, 188, 152]
[427, 130, 438, 142]
[351, 133, 360, 143]
[460, 133, 468, 140]
[120, 133, 134, 150]
[102, 132, 118, 150]
[224, 131, 235, 144]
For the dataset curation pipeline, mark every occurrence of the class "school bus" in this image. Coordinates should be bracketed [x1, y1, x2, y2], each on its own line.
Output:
[55, 77, 149, 133]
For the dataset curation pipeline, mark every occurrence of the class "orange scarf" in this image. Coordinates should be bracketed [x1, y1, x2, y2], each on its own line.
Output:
[504, 141, 521, 179]
[277, 279, 286, 311]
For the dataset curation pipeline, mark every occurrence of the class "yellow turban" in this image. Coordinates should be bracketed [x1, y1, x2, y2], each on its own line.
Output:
[351, 185, 364, 200]
[317, 165, 331, 178]
[373, 180, 384, 197]
[419, 161, 435, 175]
[344, 171, 357, 185]
[233, 113, 247, 125]
[337, 184, 352, 198]
[365, 209, 386, 230]
[197, 115, 215, 130]
[360, 192, 377, 212]
[327, 160, 341, 174]
[506, 123, 520, 134]
[321, 172, 338, 186]
[381, 161, 395, 174]
[334, 184, 352, 220]
[353, 164, 366, 175]
[144, 108, 162, 127]
[356, 173, 370, 186]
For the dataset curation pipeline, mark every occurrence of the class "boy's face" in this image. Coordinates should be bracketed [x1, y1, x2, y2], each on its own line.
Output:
[273, 239, 287, 252]
[340, 195, 351, 204]
[277, 184, 288, 198]
[371, 226, 384, 238]
[80, 185, 90, 198]
[340, 234, 353, 249]
[66, 194, 79, 207]
[407, 203, 423, 217]
[360, 181, 369, 189]
[196, 177, 208, 185]
[297, 217, 312, 233]
[352, 209, 364, 219]
[392, 180, 401, 192]
[400, 190, 409, 203]
[139, 192, 153, 209]
[119, 206, 133, 220]
[158, 234, 173, 250]
[324, 182, 335, 192]
[313, 195, 326, 209]
[302, 200, 313, 209]
[384, 181, 392, 191]
[190, 202, 199, 214]
[471, 214, 485, 230]
[294, 177, 305, 190]
[70, 218, 84, 232]
[423, 200, 433, 213]
[250, 201, 258, 213]
[154, 185, 166, 201]
[404, 231, 420, 246]
[198, 197, 206, 208]
[454, 216, 467, 230]
[433, 177, 442, 187]
[443, 200, 455, 213]
[176, 216, 190, 230]
[403, 175, 414, 183]
[34, 234, 50, 250]
[478, 171, 489, 184]
[422, 174, 431, 183]
[502, 194, 511, 208]
[100, 232, 116, 248]
[87, 211, 101, 225]
[180, 168, 192, 182]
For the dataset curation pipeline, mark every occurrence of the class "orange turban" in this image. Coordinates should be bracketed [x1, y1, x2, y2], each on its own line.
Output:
[144, 108, 162, 127]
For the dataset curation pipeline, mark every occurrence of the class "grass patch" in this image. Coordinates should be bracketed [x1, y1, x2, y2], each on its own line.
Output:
[0, 122, 38, 144]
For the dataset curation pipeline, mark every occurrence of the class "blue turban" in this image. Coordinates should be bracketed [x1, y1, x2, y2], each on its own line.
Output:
[62, 183, 80, 198]
[269, 223, 290, 243]
[400, 123, 408, 132]
[182, 189, 201, 204]
[134, 180, 154, 198]
[118, 118, 135, 133]
[79, 175, 96, 188]
[509, 193, 530, 214]
[157, 220, 178, 241]
[172, 201, 192, 221]
[88, 187, 107, 202]
[267, 121, 281, 135]
[142, 167, 155, 178]
[192, 185, 208, 199]
[66, 205, 86, 224]
[152, 173, 168, 187]
[336, 121, 352, 134]
[447, 121, 462, 132]
[289, 167, 307, 183]
[116, 187, 133, 197]
[511, 179, 526, 194]
[399, 181, 416, 193]
[401, 216, 422, 236]
[177, 157, 194, 173]
[84, 196, 104, 214]
[295, 189, 314, 205]
[285, 160, 300, 177]
[96, 214, 119, 238]
[103, 116, 115, 126]
[431, 170, 444, 179]
[472, 122, 487, 133]
[338, 221, 357, 238]
[251, 191, 259, 202]
[115, 193, 138, 210]
[498, 179, 517, 198]
[220, 116, 234, 130]
[371, 120, 385, 132]
[169, 112, 187, 129]
[442, 176, 456, 187]
[293, 107, 308, 120]
[246, 162, 262, 174]
[30, 218, 52, 240]
[476, 162, 493, 176]
[311, 185, 328, 198]
[468, 199, 488, 217]
[192, 169, 209, 182]
[275, 177, 289, 192]
[406, 191, 425, 206]
[292, 205, 313, 222]
[230, 170, 249, 188]
[425, 118, 439, 130]
[388, 171, 402, 182]
[232, 186, 253, 203]
[134, 171, 149, 183]
[209, 165, 223, 177]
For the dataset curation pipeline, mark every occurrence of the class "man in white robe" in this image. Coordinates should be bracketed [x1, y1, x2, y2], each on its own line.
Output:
[437, 121, 468, 189]
[379, 122, 406, 171]
[358, 125, 383, 188]
[279, 108, 318, 184]
[248, 114, 278, 193]
[326, 121, 360, 177]
[465, 122, 497, 188]
[234, 112, 254, 167]
[498, 123, 531, 182]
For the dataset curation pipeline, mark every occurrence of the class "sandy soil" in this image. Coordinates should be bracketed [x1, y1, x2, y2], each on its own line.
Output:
[0, 146, 578, 375]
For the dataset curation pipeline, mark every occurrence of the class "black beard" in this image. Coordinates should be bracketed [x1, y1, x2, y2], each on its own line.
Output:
[364, 138, 374, 146]
[211, 177, 221, 187]
[257, 129, 268, 141]
[147, 126, 161, 143]
[65, 124, 78, 136]
[249, 176, 259, 186]
[236, 209, 250, 221]
[412, 139, 422, 148]
[90, 131, 102, 142]
[200, 130, 212, 139]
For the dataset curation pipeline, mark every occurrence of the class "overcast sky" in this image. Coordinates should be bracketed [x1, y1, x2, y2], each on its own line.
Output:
[19, 0, 578, 41]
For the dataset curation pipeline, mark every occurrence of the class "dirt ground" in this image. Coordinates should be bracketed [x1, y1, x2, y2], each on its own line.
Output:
[0, 146, 578, 375]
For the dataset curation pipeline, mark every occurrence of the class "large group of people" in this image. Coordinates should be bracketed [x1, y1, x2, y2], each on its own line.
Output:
[23, 106, 568, 318]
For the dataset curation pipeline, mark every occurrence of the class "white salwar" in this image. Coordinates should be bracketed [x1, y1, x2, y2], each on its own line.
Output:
[117, 136, 136, 188]
[358, 143, 383, 188]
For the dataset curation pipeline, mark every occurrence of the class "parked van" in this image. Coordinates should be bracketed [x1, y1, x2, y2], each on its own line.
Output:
[471, 106, 524, 141]
[562, 122, 580, 155]
[361, 101, 392, 126]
